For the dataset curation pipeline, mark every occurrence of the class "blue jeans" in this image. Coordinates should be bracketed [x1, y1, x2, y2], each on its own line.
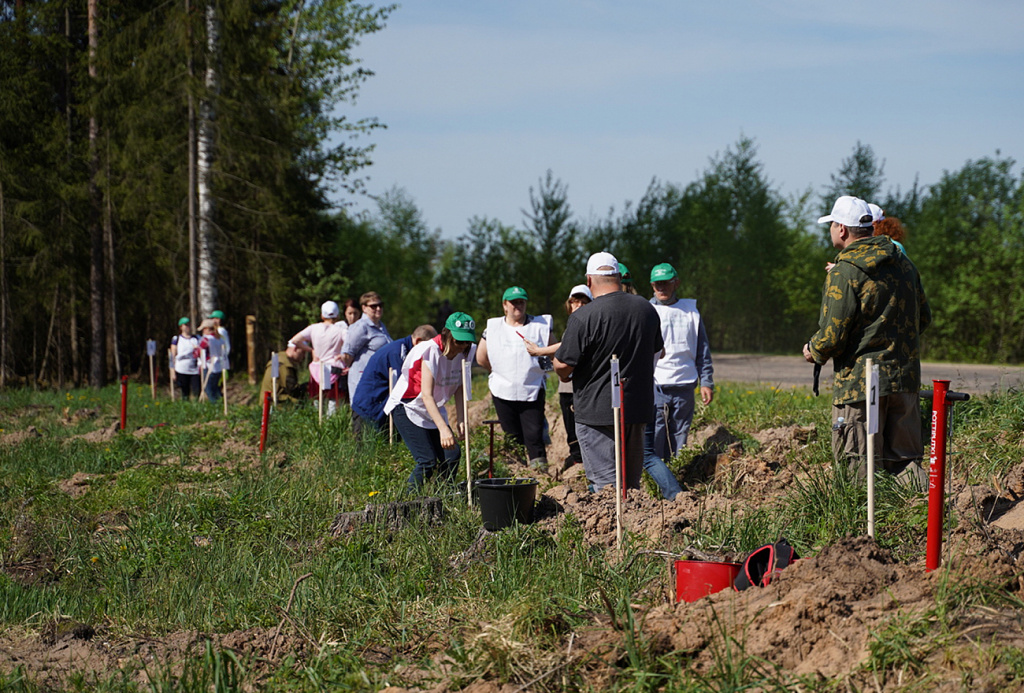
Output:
[643, 421, 683, 500]
[392, 403, 461, 491]
[651, 384, 696, 460]
[204, 370, 222, 402]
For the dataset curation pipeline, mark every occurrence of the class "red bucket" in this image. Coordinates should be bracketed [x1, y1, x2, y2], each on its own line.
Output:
[674, 560, 741, 603]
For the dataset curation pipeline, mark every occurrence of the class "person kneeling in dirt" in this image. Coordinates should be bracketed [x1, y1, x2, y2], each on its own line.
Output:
[803, 196, 931, 486]
[384, 313, 477, 491]
[259, 350, 307, 403]
[352, 324, 438, 434]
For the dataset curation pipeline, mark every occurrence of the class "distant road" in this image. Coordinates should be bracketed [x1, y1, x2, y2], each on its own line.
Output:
[715, 354, 1024, 395]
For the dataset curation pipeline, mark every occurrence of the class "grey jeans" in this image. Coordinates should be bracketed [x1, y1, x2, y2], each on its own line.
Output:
[576, 421, 645, 492]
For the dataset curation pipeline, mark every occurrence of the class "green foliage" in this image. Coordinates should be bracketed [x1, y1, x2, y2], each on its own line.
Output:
[914, 156, 1024, 362]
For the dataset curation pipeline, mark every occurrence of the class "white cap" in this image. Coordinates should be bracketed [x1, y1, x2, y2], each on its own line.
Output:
[868, 203, 885, 222]
[817, 196, 873, 227]
[321, 300, 340, 319]
[585, 251, 619, 276]
[568, 284, 593, 300]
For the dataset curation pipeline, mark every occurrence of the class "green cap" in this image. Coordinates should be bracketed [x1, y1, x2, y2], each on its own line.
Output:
[178, 317, 190, 326]
[502, 286, 528, 302]
[618, 262, 632, 284]
[209, 310, 225, 320]
[445, 312, 477, 343]
[650, 263, 678, 282]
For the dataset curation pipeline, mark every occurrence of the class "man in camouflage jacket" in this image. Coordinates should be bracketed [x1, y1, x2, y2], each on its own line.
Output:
[803, 196, 931, 484]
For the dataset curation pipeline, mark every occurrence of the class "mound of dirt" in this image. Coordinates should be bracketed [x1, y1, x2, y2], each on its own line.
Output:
[635, 535, 1024, 683]
[1, 425, 42, 446]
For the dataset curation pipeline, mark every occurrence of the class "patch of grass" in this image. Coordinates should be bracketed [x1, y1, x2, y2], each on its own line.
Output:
[3, 383, 1024, 690]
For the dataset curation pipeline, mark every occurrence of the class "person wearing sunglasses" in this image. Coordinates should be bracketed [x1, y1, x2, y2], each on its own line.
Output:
[342, 291, 393, 435]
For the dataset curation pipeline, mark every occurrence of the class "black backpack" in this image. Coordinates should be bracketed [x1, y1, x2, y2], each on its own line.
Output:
[733, 538, 799, 591]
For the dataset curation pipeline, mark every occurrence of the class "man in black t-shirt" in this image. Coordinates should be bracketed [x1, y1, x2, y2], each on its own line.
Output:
[554, 252, 664, 492]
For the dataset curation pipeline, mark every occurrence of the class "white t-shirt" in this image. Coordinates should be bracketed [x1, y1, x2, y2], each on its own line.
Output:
[652, 298, 701, 385]
[483, 314, 551, 401]
[383, 335, 476, 429]
[172, 335, 200, 375]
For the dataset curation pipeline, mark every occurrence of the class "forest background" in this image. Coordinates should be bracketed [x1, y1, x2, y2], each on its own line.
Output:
[2, 0, 1023, 390]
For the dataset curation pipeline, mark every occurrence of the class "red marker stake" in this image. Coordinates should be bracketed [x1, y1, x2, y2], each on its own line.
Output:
[120, 376, 129, 431]
[259, 391, 271, 453]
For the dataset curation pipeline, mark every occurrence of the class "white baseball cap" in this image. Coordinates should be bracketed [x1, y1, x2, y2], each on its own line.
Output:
[321, 300, 340, 319]
[585, 251, 619, 276]
[568, 284, 593, 300]
[868, 203, 885, 222]
[818, 196, 873, 227]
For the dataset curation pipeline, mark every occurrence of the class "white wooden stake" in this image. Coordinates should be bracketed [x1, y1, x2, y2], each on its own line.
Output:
[147, 340, 157, 400]
[222, 367, 228, 416]
[271, 351, 279, 408]
[611, 354, 623, 551]
[388, 367, 396, 445]
[318, 361, 329, 425]
[168, 349, 175, 401]
[198, 350, 210, 402]
[865, 358, 879, 538]
[463, 358, 472, 507]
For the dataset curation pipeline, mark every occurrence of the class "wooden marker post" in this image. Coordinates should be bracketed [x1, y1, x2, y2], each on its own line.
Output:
[610, 354, 623, 550]
[245, 315, 257, 385]
[221, 365, 228, 416]
[271, 351, 280, 407]
[388, 367, 396, 445]
[462, 359, 472, 507]
[865, 358, 879, 538]
[146, 340, 157, 399]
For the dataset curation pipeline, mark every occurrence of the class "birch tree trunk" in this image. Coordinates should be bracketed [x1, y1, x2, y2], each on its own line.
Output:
[87, 0, 106, 387]
[196, 0, 219, 318]
[186, 0, 198, 325]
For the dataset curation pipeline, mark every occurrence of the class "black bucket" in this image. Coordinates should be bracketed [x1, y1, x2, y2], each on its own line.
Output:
[475, 478, 538, 531]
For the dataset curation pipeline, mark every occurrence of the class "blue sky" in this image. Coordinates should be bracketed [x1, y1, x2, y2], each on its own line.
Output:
[338, 0, 1024, 237]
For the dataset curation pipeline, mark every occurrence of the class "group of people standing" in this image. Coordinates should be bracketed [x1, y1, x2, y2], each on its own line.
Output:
[170, 310, 231, 401]
[278, 253, 715, 499]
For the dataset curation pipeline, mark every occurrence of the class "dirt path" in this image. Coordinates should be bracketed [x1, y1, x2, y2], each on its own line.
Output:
[714, 353, 1024, 395]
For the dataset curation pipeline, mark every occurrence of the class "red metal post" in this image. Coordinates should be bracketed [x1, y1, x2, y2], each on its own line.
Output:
[120, 376, 129, 431]
[259, 391, 271, 453]
[926, 380, 950, 572]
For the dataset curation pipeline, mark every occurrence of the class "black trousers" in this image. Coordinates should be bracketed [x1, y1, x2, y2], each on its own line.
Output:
[492, 392, 547, 460]
[559, 392, 582, 464]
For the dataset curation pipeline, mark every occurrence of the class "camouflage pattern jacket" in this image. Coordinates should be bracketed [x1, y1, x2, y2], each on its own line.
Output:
[808, 235, 931, 406]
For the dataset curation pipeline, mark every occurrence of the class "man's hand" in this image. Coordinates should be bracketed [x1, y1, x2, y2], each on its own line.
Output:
[802, 342, 816, 364]
[700, 386, 714, 406]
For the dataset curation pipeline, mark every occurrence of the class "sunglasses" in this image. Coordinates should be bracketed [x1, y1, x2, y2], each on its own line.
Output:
[365, 303, 383, 309]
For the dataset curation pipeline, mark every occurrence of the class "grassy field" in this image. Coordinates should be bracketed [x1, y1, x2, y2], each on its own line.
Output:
[2, 377, 1023, 691]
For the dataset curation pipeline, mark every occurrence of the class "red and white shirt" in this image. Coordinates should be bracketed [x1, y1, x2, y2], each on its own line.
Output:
[383, 335, 475, 429]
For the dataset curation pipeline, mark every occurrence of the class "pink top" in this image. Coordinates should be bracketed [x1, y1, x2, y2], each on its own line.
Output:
[294, 322, 346, 384]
